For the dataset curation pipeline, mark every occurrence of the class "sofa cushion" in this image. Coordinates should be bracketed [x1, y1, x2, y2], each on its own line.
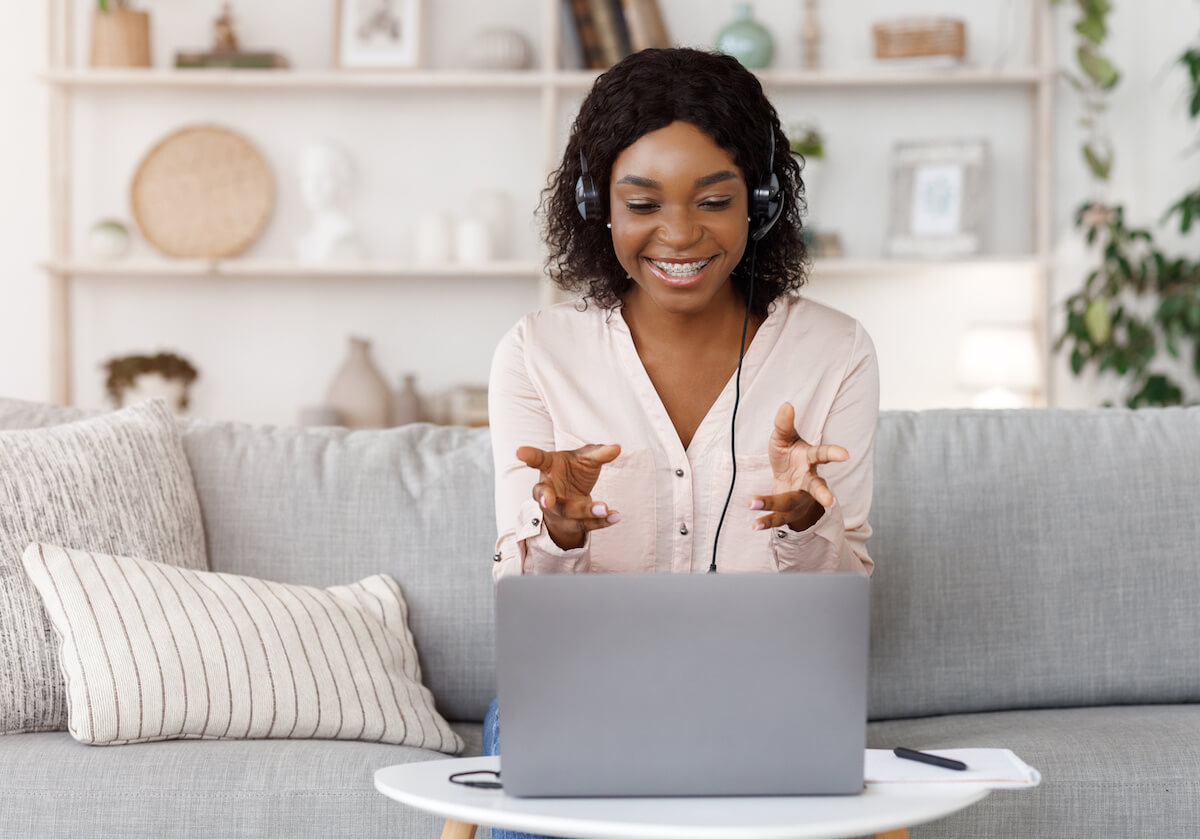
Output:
[867, 704, 1200, 838]
[23, 543, 463, 752]
[0, 724, 481, 839]
[180, 419, 498, 723]
[0, 399, 208, 734]
[868, 407, 1200, 719]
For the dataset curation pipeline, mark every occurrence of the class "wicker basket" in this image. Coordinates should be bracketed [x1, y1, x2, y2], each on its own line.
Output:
[130, 125, 274, 260]
[873, 18, 966, 61]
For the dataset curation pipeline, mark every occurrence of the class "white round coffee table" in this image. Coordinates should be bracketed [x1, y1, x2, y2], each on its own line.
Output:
[375, 756, 989, 839]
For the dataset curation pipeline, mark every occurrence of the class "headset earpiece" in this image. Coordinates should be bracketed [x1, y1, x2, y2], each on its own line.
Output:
[575, 151, 602, 222]
[749, 133, 783, 241]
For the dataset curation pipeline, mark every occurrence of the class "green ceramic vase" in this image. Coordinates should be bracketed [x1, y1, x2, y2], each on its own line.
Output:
[716, 3, 774, 69]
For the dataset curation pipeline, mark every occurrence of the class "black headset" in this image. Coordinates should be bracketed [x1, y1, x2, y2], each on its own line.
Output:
[575, 130, 784, 573]
[575, 131, 784, 240]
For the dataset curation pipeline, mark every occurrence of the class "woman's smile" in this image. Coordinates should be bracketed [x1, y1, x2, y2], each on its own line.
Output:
[644, 255, 716, 288]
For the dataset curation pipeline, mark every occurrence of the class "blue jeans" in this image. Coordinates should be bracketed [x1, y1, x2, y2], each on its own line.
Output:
[483, 697, 562, 839]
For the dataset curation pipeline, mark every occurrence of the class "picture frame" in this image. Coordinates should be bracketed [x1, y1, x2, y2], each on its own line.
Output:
[334, 0, 423, 70]
[886, 138, 990, 258]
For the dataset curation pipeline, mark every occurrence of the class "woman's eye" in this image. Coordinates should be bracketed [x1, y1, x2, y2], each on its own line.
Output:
[625, 202, 658, 213]
[700, 198, 733, 210]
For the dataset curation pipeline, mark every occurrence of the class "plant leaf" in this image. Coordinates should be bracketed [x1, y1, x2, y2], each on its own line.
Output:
[1083, 144, 1112, 180]
[1074, 17, 1106, 44]
[1078, 45, 1120, 89]
[1084, 297, 1112, 344]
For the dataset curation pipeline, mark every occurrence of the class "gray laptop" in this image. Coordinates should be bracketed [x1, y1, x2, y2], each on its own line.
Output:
[495, 573, 870, 797]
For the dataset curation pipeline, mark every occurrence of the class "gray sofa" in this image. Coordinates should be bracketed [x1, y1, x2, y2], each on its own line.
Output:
[0, 397, 1197, 838]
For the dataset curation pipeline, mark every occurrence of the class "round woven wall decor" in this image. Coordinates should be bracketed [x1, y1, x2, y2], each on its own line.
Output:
[131, 125, 274, 259]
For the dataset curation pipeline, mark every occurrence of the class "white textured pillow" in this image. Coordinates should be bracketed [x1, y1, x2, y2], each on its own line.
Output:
[22, 543, 464, 753]
[0, 399, 207, 734]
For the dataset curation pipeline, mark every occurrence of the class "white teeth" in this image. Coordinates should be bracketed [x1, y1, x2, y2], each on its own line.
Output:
[649, 257, 712, 277]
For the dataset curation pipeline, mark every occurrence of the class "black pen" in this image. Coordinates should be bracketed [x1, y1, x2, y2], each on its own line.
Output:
[893, 747, 968, 771]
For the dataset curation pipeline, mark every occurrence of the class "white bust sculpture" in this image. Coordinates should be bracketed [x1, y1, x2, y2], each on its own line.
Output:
[296, 142, 366, 263]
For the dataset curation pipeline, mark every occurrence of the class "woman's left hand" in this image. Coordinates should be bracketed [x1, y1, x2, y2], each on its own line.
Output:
[749, 402, 849, 533]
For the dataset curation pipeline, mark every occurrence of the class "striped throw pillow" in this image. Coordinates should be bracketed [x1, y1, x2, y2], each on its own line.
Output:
[22, 543, 463, 753]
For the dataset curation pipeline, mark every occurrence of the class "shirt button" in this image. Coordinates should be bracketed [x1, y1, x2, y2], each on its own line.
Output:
[675, 468, 684, 477]
[531, 517, 540, 527]
[493, 553, 501, 562]
[680, 524, 689, 535]
[776, 529, 788, 539]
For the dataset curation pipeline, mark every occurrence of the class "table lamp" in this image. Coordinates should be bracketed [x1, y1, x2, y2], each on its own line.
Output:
[957, 324, 1042, 408]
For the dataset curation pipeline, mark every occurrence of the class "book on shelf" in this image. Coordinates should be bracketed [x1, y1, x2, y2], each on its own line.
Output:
[588, 0, 625, 67]
[560, 0, 586, 69]
[565, 0, 608, 69]
[564, 0, 669, 70]
[620, 0, 671, 51]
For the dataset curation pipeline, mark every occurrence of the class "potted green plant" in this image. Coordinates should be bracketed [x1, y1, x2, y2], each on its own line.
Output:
[1054, 0, 1200, 407]
[787, 122, 825, 225]
[102, 352, 199, 413]
[787, 123, 825, 161]
[92, 1, 152, 68]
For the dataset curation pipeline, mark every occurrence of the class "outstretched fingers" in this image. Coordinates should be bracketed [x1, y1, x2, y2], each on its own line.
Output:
[750, 481, 835, 530]
[808, 444, 849, 466]
[574, 443, 622, 466]
[750, 490, 810, 530]
[771, 402, 799, 446]
[516, 445, 552, 471]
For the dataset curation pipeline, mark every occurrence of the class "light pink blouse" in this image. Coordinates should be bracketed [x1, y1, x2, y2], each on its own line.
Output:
[488, 293, 879, 579]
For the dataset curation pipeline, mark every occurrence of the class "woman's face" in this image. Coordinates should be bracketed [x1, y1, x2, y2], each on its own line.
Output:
[608, 121, 750, 317]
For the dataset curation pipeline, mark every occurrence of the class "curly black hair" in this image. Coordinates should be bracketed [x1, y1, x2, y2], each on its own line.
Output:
[540, 47, 809, 318]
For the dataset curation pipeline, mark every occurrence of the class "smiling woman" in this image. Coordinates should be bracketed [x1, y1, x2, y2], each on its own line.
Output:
[484, 48, 879, 839]
[542, 48, 808, 317]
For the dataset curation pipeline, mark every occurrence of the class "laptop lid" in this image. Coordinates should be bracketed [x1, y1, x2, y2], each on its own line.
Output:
[495, 573, 869, 797]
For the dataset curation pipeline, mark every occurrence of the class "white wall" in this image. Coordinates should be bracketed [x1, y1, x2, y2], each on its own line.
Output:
[0, 2, 48, 402]
[1, 0, 1197, 421]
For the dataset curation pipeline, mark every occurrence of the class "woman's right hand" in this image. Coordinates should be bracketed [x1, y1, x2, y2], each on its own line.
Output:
[516, 444, 622, 550]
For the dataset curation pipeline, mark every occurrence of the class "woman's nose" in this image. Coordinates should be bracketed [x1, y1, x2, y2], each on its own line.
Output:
[655, 208, 701, 248]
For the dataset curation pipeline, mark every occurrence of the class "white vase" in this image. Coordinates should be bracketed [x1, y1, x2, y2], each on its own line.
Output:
[88, 219, 132, 260]
[391, 373, 423, 425]
[326, 337, 391, 428]
[455, 217, 493, 264]
[466, 29, 533, 70]
[416, 214, 454, 265]
[119, 372, 189, 414]
[469, 189, 514, 259]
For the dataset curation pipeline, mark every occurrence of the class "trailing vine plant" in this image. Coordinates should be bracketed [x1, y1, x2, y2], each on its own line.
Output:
[1055, 0, 1200, 407]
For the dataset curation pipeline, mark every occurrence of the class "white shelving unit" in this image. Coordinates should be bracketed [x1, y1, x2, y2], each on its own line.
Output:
[43, 0, 1055, 408]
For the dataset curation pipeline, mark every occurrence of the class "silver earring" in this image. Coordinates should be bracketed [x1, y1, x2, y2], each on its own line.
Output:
[606, 222, 612, 229]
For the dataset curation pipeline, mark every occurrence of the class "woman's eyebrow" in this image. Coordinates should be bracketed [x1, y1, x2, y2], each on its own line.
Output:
[695, 170, 738, 187]
[614, 170, 739, 189]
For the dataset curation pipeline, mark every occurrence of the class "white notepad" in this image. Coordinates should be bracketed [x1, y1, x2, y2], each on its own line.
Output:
[864, 749, 1042, 789]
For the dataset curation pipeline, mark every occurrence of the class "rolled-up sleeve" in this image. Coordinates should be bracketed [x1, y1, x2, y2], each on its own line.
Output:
[772, 322, 879, 575]
[488, 319, 593, 579]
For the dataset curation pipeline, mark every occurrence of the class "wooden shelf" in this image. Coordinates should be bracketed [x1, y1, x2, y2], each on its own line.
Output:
[810, 257, 1046, 277]
[42, 257, 1044, 281]
[41, 259, 546, 280]
[40, 69, 550, 90]
[41, 66, 1050, 92]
